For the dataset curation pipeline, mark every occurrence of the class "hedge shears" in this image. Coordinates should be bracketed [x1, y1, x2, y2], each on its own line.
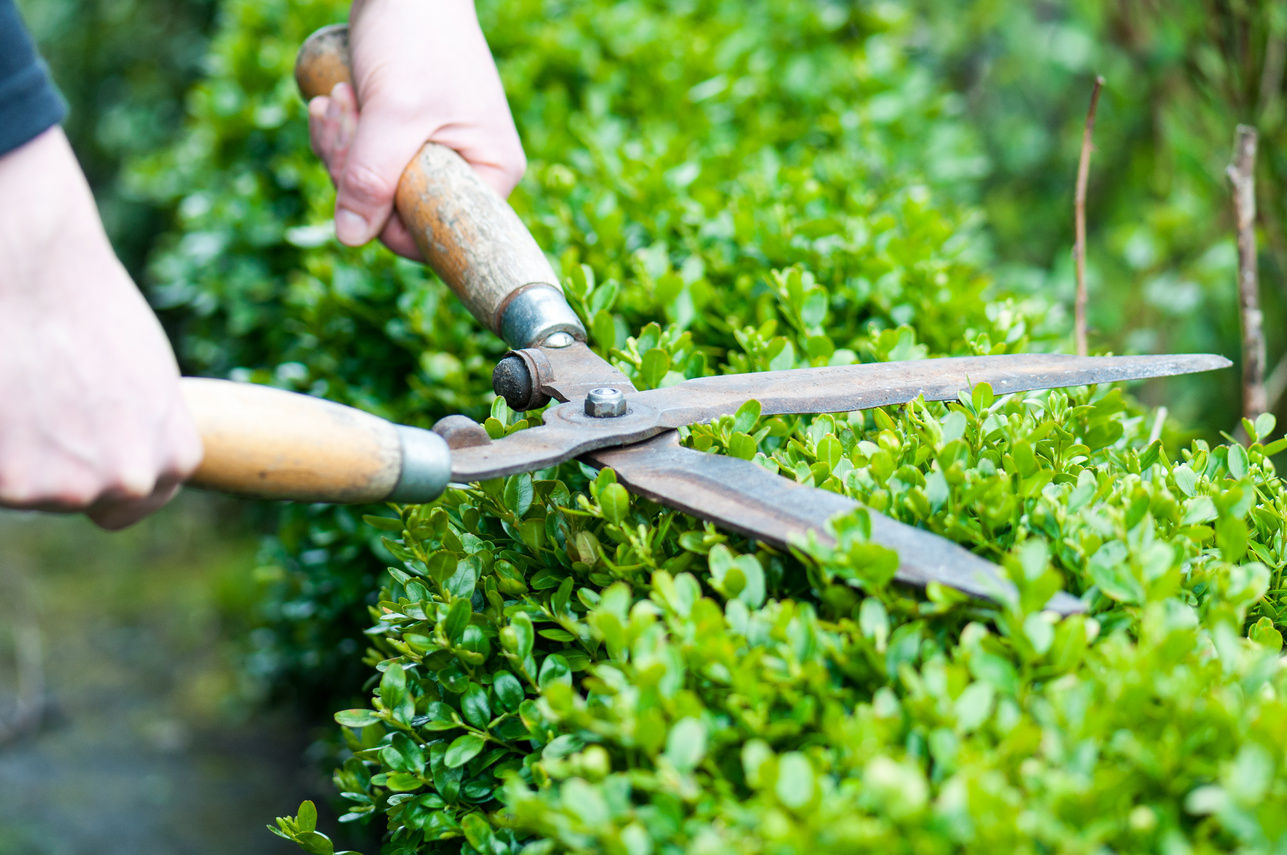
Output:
[179, 26, 1230, 615]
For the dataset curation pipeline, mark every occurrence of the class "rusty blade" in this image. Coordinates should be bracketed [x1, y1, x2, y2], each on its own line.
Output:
[451, 352, 1229, 481]
[625, 352, 1233, 425]
[584, 433, 1084, 615]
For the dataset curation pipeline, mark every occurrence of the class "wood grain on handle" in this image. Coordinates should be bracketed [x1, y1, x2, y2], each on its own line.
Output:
[182, 378, 411, 504]
[295, 24, 572, 345]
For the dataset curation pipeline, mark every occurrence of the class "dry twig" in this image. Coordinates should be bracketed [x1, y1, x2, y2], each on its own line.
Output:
[1074, 76, 1105, 357]
[1227, 124, 1265, 421]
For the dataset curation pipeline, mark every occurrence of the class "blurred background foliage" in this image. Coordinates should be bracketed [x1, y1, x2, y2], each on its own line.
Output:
[15, 0, 217, 275]
[910, 0, 1287, 422]
[7, 0, 1286, 848]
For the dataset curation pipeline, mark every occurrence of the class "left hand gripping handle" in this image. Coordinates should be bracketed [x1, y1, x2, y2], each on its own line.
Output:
[182, 378, 450, 504]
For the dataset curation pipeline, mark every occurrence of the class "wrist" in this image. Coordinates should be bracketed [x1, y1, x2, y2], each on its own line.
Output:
[0, 127, 113, 297]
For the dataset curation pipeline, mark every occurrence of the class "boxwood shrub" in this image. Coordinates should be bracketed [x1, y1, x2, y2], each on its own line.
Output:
[136, 0, 1287, 852]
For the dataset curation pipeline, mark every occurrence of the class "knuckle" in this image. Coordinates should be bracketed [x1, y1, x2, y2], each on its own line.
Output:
[108, 471, 159, 502]
[95, 456, 160, 503]
[166, 438, 205, 481]
[3, 478, 93, 509]
[340, 163, 396, 207]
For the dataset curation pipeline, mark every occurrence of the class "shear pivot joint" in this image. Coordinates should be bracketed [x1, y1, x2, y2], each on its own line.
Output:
[585, 387, 627, 418]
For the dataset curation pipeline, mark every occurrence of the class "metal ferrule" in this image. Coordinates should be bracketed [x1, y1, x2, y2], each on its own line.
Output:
[387, 426, 452, 503]
[498, 283, 586, 349]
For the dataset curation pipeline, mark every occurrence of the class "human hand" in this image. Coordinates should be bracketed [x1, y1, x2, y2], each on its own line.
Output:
[0, 128, 204, 529]
[307, 0, 526, 260]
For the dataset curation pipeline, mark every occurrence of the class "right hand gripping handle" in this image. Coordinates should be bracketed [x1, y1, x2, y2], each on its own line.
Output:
[295, 25, 584, 348]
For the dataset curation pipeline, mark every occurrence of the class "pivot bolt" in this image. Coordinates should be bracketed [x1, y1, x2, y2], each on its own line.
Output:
[542, 331, 575, 348]
[585, 387, 627, 418]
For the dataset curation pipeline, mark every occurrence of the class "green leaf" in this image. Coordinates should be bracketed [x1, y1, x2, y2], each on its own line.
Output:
[538, 654, 572, 689]
[954, 682, 995, 731]
[293, 831, 335, 855]
[1264, 437, 1287, 456]
[1173, 464, 1199, 497]
[334, 709, 382, 728]
[1255, 412, 1277, 440]
[493, 671, 525, 712]
[926, 469, 949, 511]
[733, 399, 762, 434]
[444, 734, 486, 769]
[462, 812, 496, 851]
[592, 310, 617, 350]
[1250, 617, 1283, 651]
[1089, 557, 1145, 605]
[729, 432, 758, 460]
[665, 717, 706, 771]
[510, 612, 535, 659]
[443, 597, 472, 643]
[297, 800, 318, 834]
[1228, 444, 1249, 479]
[444, 557, 480, 599]
[600, 483, 631, 526]
[363, 514, 404, 532]
[775, 752, 816, 809]
[1024, 613, 1055, 656]
[461, 682, 492, 728]
[941, 410, 967, 443]
[503, 473, 535, 517]
[859, 597, 889, 651]
[380, 663, 407, 707]
[385, 772, 423, 792]
[1217, 516, 1247, 562]
[641, 348, 671, 388]
[971, 382, 994, 412]
[588, 278, 619, 314]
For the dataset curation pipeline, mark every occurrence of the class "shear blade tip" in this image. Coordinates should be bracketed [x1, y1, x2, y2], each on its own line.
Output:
[1044, 591, 1089, 616]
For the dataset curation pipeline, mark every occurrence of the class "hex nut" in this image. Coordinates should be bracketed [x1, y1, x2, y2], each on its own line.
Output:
[584, 387, 627, 418]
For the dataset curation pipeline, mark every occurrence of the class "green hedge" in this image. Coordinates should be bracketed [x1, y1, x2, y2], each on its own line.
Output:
[137, 0, 1287, 852]
[17, 0, 216, 276]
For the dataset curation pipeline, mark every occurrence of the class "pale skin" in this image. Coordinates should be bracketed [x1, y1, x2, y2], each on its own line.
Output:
[308, 0, 526, 258]
[0, 0, 523, 527]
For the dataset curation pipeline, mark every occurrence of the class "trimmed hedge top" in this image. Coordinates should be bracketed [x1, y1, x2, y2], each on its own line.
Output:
[137, 0, 1287, 852]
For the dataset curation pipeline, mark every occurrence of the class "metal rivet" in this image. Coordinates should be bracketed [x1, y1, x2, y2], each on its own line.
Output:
[585, 387, 627, 418]
[543, 331, 575, 348]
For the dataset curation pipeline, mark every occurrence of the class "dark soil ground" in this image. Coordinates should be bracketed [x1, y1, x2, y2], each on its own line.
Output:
[0, 494, 368, 855]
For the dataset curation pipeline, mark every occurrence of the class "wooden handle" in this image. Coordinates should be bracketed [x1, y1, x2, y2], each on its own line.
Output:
[295, 25, 582, 348]
[181, 378, 450, 504]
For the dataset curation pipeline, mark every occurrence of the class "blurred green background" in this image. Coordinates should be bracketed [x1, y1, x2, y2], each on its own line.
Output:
[3, 0, 1281, 851]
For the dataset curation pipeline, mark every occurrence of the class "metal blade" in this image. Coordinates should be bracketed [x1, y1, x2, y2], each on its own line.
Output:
[626, 352, 1233, 425]
[452, 352, 1229, 481]
[584, 433, 1084, 615]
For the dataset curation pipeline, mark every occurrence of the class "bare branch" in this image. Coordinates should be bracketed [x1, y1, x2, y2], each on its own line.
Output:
[1257, 31, 1285, 120]
[1074, 76, 1105, 357]
[1266, 352, 1287, 414]
[1227, 124, 1265, 421]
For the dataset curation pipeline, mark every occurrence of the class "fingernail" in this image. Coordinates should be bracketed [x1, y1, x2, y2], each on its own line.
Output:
[335, 207, 369, 245]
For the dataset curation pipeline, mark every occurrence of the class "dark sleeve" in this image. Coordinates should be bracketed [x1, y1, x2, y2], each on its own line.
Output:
[0, 0, 66, 156]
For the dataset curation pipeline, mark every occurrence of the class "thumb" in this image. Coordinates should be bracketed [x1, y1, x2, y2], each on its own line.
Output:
[333, 107, 431, 247]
